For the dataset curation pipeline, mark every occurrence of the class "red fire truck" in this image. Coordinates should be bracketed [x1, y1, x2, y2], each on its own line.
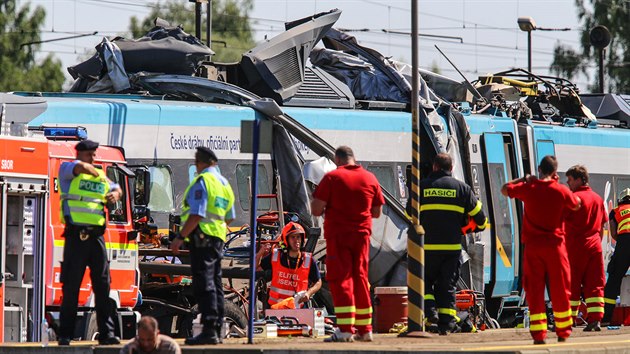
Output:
[0, 127, 145, 342]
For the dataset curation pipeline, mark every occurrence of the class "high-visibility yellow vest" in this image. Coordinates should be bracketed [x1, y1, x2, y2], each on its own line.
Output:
[61, 168, 109, 226]
[181, 171, 235, 242]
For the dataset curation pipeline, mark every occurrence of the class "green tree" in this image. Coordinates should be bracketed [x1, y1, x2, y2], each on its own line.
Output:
[550, 44, 587, 81]
[553, 0, 630, 92]
[129, 0, 255, 62]
[0, 0, 64, 91]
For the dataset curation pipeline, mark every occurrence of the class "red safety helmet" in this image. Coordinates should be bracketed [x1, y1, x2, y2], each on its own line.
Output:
[280, 222, 306, 250]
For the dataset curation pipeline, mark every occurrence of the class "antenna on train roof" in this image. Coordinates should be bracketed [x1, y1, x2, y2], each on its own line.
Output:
[434, 45, 485, 104]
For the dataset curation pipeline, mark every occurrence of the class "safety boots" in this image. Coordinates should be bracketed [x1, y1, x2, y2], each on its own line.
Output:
[583, 321, 601, 332]
[185, 327, 220, 345]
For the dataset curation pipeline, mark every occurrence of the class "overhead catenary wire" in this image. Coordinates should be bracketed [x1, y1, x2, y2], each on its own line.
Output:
[357, 38, 556, 56]
[23, 0, 590, 88]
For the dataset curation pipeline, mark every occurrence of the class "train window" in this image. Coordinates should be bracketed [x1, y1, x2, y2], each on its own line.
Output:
[148, 166, 175, 212]
[188, 165, 196, 183]
[367, 165, 397, 197]
[106, 167, 128, 223]
[487, 163, 513, 262]
[535, 140, 555, 165]
[235, 164, 271, 211]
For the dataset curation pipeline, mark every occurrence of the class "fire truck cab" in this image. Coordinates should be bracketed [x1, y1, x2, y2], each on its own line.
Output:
[0, 127, 143, 342]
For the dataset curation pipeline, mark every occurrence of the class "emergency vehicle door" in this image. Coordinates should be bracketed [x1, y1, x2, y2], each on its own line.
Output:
[0, 182, 5, 342]
[481, 133, 520, 298]
[1, 177, 47, 342]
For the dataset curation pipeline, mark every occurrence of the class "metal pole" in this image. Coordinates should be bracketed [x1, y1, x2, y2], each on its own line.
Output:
[206, 0, 212, 47]
[527, 30, 532, 76]
[247, 117, 260, 344]
[599, 48, 604, 93]
[195, 1, 202, 40]
[406, 0, 426, 334]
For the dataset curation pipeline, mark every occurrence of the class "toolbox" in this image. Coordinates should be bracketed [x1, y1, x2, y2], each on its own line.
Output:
[265, 308, 326, 337]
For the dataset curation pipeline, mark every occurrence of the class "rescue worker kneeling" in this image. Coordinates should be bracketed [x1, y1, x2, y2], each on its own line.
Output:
[420, 153, 488, 335]
[257, 222, 322, 309]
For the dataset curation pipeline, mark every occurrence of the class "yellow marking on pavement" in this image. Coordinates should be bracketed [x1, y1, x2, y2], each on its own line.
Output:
[470, 338, 630, 351]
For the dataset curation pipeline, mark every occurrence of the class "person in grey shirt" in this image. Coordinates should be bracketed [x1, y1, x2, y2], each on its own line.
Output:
[120, 316, 181, 354]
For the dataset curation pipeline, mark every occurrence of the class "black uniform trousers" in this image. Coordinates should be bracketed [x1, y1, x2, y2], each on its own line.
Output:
[603, 235, 630, 322]
[190, 235, 225, 331]
[425, 251, 460, 331]
[59, 225, 115, 339]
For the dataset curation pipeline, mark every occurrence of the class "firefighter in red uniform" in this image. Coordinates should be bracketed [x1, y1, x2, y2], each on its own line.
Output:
[564, 165, 607, 331]
[256, 222, 322, 309]
[602, 188, 630, 324]
[311, 146, 384, 342]
[501, 155, 581, 344]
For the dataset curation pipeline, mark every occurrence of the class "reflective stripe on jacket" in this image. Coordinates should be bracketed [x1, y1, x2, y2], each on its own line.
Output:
[420, 170, 487, 252]
[613, 204, 630, 236]
[268, 249, 311, 306]
[181, 171, 235, 242]
[61, 168, 109, 226]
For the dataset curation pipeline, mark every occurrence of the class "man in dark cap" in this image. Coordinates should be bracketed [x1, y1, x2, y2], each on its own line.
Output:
[58, 139, 123, 345]
[171, 146, 235, 345]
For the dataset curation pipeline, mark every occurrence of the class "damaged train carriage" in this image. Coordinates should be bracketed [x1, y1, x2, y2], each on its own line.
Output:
[7, 8, 630, 335]
[0, 9, 499, 334]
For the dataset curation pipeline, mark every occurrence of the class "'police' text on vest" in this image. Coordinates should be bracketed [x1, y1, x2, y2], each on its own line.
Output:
[78, 180, 106, 194]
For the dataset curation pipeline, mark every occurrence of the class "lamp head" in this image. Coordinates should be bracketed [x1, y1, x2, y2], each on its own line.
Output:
[590, 25, 611, 49]
[518, 17, 537, 32]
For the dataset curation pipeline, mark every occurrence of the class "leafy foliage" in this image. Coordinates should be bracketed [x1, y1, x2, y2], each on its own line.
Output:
[550, 44, 587, 81]
[0, 0, 64, 91]
[553, 0, 630, 92]
[129, 0, 255, 62]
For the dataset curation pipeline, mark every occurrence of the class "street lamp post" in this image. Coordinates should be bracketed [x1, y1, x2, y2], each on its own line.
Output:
[590, 25, 611, 93]
[517, 17, 571, 79]
[517, 16, 537, 76]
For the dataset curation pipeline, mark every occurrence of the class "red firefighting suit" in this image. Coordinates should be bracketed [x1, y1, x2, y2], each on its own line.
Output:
[507, 178, 579, 342]
[325, 234, 372, 334]
[565, 186, 607, 324]
[312, 164, 384, 335]
[523, 243, 573, 340]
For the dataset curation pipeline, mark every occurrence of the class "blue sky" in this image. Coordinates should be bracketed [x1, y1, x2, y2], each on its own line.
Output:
[25, 0, 589, 89]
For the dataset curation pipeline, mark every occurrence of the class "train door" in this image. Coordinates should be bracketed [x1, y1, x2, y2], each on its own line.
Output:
[481, 133, 521, 297]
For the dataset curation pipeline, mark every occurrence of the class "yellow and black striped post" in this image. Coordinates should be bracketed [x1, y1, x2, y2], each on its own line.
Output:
[406, 0, 426, 334]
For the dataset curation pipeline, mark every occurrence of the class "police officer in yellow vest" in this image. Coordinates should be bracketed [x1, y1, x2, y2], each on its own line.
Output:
[58, 139, 123, 346]
[171, 146, 235, 345]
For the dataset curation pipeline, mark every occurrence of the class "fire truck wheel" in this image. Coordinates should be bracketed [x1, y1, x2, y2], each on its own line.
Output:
[223, 301, 247, 338]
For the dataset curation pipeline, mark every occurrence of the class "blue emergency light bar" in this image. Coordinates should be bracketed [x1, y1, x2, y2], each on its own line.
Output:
[43, 127, 88, 140]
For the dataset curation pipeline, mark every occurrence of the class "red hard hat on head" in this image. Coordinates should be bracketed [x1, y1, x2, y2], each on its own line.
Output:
[281, 222, 305, 248]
